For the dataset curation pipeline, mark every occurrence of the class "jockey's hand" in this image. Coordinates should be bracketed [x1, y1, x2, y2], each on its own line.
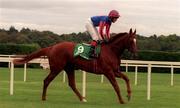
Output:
[104, 38, 109, 43]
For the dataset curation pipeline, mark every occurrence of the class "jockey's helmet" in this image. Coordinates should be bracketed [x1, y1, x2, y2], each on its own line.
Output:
[108, 10, 120, 18]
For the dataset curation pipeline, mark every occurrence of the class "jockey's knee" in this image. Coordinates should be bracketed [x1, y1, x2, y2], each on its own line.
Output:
[90, 40, 97, 46]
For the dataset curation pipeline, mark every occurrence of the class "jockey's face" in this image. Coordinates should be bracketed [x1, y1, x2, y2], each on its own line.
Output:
[112, 17, 119, 23]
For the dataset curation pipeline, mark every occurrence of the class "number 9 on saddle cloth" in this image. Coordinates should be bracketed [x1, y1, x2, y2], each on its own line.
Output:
[73, 43, 101, 60]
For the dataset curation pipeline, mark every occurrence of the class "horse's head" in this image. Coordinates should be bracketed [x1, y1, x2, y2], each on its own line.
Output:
[126, 28, 137, 57]
[107, 28, 137, 58]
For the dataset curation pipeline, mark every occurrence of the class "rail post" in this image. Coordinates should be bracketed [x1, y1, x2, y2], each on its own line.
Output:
[147, 64, 151, 100]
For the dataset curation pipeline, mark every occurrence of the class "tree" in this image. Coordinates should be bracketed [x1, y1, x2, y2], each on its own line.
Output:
[20, 27, 31, 34]
[8, 26, 18, 34]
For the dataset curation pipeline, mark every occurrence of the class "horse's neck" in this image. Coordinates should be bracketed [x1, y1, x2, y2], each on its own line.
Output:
[108, 35, 128, 57]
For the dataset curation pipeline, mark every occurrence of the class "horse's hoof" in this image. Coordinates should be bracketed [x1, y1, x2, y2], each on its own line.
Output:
[118, 99, 125, 104]
[127, 95, 131, 101]
[42, 97, 46, 101]
[82, 98, 87, 102]
[120, 101, 125, 104]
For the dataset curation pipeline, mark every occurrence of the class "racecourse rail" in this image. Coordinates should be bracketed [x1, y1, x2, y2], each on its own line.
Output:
[0, 55, 180, 100]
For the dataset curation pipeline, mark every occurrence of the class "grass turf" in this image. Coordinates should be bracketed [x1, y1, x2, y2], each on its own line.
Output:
[0, 67, 180, 108]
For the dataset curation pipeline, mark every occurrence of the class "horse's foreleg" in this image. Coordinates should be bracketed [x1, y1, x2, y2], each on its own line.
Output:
[42, 71, 60, 101]
[115, 72, 131, 101]
[105, 72, 125, 104]
[65, 70, 86, 102]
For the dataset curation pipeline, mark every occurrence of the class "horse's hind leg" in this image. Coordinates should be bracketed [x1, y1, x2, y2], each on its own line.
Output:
[115, 72, 131, 101]
[64, 67, 86, 102]
[42, 67, 61, 101]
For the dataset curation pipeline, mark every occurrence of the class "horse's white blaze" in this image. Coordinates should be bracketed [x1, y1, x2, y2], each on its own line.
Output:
[133, 38, 137, 45]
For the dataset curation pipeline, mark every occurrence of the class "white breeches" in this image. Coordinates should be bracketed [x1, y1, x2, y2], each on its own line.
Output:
[85, 18, 102, 41]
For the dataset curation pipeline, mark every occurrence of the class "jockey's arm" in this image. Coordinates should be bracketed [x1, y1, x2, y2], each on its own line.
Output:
[105, 24, 111, 39]
[99, 21, 106, 40]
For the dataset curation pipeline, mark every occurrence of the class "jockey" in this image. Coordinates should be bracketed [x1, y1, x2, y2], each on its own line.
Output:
[85, 10, 120, 57]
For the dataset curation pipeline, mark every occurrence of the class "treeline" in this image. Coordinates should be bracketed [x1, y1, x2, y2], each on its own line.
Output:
[137, 34, 180, 52]
[0, 26, 91, 48]
[1, 26, 180, 51]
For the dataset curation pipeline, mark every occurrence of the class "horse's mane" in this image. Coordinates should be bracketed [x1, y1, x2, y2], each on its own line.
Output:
[108, 32, 128, 43]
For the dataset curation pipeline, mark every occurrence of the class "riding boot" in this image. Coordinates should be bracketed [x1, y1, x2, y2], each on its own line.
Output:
[90, 40, 98, 58]
[90, 46, 98, 58]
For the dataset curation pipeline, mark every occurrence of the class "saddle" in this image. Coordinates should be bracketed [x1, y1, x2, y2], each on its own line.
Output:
[73, 43, 101, 60]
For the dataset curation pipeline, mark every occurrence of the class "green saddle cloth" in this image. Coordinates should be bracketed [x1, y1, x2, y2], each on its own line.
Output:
[74, 43, 101, 60]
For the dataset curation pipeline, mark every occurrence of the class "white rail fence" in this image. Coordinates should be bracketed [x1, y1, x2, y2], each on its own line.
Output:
[121, 60, 180, 100]
[0, 55, 180, 100]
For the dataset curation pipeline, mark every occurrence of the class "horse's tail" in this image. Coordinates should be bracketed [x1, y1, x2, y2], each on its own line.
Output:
[13, 47, 50, 65]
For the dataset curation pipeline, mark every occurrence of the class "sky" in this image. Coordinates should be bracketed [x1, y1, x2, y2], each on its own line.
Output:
[0, 0, 180, 36]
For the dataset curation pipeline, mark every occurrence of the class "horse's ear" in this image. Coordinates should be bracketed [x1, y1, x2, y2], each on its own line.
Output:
[133, 29, 136, 35]
[129, 28, 133, 34]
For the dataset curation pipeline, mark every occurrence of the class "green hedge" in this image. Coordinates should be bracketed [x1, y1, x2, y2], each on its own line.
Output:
[1, 44, 179, 62]
[121, 50, 180, 73]
[0, 43, 40, 55]
[0, 44, 41, 68]
[137, 50, 180, 61]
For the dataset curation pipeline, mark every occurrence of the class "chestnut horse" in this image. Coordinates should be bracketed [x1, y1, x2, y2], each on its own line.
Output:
[13, 28, 137, 104]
